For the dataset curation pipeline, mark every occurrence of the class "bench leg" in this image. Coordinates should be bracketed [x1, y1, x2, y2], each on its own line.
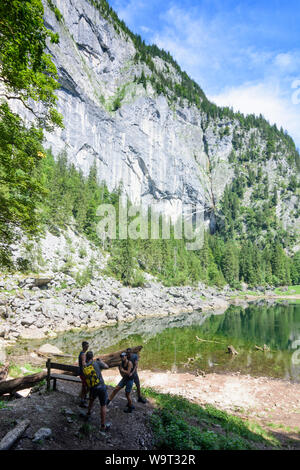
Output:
[53, 378, 57, 391]
[46, 359, 51, 391]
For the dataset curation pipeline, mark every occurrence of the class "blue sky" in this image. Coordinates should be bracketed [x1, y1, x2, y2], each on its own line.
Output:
[109, 0, 300, 148]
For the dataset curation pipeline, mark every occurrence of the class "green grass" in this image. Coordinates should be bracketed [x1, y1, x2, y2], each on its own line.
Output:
[230, 286, 300, 300]
[2, 289, 18, 295]
[230, 290, 261, 299]
[8, 363, 42, 378]
[266, 422, 300, 433]
[274, 285, 300, 295]
[142, 388, 280, 450]
[0, 400, 9, 410]
[79, 422, 94, 438]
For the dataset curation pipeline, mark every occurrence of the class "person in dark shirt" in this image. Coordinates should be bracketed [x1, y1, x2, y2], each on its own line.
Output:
[78, 341, 89, 407]
[85, 351, 110, 430]
[126, 347, 147, 404]
[106, 352, 135, 413]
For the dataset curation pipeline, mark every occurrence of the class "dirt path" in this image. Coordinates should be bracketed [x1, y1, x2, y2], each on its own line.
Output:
[0, 380, 154, 450]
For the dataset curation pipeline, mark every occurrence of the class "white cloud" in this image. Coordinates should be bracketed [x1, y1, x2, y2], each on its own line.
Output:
[111, 2, 300, 148]
[148, 6, 300, 147]
[140, 25, 152, 33]
[111, 0, 148, 28]
[275, 53, 294, 69]
[151, 6, 230, 70]
[148, 6, 282, 89]
[273, 52, 300, 74]
[209, 81, 300, 147]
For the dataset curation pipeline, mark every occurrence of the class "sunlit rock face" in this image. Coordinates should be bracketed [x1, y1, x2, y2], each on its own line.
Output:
[41, 0, 234, 223]
[9, 0, 299, 236]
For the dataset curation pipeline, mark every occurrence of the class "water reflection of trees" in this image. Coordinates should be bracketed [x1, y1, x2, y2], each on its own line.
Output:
[19, 302, 300, 381]
[210, 304, 300, 350]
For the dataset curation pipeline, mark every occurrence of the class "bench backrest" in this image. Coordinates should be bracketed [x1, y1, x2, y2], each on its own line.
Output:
[46, 359, 79, 376]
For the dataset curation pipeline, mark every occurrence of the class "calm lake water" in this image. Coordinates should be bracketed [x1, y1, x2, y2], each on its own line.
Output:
[14, 301, 300, 382]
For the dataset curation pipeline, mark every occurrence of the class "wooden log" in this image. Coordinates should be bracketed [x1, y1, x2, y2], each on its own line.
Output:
[0, 419, 30, 450]
[227, 345, 238, 355]
[36, 349, 73, 359]
[95, 345, 143, 368]
[0, 362, 9, 382]
[196, 336, 223, 344]
[0, 371, 47, 396]
[255, 344, 270, 352]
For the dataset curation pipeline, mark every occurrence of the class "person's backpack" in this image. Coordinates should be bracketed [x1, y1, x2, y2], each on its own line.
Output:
[83, 363, 100, 389]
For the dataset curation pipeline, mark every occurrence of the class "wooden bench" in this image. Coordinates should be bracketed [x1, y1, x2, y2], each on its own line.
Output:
[46, 359, 81, 391]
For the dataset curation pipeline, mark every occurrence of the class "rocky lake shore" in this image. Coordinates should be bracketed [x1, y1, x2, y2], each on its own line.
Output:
[0, 267, 297, 363]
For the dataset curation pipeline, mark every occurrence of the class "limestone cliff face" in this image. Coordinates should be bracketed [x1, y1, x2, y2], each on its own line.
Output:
[26, 0, 300, 237]
[40, 0, 233, 221]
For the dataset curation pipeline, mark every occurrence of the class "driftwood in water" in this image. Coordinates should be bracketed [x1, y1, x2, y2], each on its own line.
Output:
[0, 371, 47, 396]
[255, 344, 270, 352]
[0, 419, 30, 450]
[187, 357, 195, 364]
[0, 362, 9, 382]
[227, 345, 239, 355]
[196, 336, 223, 344]
[96, 345, 143, 368]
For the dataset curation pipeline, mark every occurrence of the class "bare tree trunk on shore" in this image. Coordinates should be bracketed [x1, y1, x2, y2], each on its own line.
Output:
[0, 420, 30, 450]
[0, 371, 47, 396]
[96, 345, 143, 367]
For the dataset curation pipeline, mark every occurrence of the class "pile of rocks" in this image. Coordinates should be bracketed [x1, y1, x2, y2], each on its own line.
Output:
[0, 271, 231, 342]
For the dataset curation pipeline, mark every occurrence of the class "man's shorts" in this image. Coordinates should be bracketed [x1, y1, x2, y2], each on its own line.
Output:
[90, 384, 108, 406]
[118, 376, 134, 393]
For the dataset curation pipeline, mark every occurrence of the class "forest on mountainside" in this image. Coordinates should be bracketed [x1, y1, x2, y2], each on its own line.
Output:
[0, 0, 299, 290]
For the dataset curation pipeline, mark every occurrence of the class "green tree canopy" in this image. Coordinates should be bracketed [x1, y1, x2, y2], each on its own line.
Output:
[0, 0, 62, 265]
[0, 0, 62, 129]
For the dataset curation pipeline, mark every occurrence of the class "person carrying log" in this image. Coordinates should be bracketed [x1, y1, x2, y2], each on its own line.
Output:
[126, 347, 147, 404]
[106, 352, 135, 413]
[78, 341, 89, 407]
[84, 351, 110, 431]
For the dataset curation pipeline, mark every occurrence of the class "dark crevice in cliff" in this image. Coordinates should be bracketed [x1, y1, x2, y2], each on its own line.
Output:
[77, 12, 115, 61]
[76, 144, 108, 166]
[58, 66, 83, 100]
[201, 123, 217, 234]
